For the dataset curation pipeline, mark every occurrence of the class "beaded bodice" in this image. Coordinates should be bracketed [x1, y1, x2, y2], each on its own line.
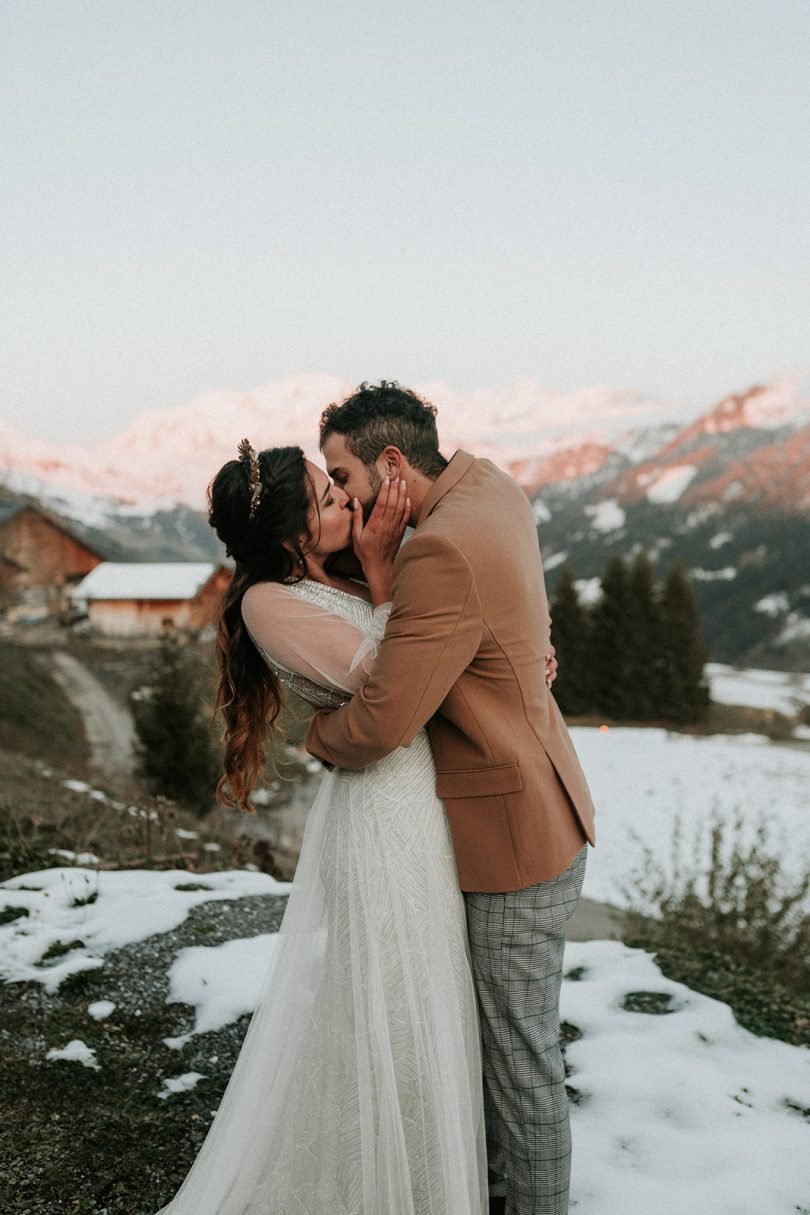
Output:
[249, 579, 377, 710]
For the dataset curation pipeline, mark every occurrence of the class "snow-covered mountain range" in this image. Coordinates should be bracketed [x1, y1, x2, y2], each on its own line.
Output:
[0, 374, 721, 513]
[1, 371, 808, 520]
[2, 371, 809, 665]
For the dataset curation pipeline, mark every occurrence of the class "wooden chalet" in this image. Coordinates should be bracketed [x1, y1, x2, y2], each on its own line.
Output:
[0, 502, 103, 623]
[69, 562, 232, 637]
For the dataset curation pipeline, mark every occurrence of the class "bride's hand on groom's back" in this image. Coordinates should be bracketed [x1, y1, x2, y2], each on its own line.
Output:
[352, 477, 410, 606]
[545, 646, 558, 689]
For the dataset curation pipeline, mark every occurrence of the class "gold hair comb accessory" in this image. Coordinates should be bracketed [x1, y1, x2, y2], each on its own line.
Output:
[237, 438, 263, 519]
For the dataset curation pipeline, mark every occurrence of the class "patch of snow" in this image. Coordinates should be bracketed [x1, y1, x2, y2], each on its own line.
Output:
[683, 502, 722, 529]
[575, 578, 603, 606]
[691, 567, 737, 581]
[87, 1000, 116, 1021]
[62, 779, 91, 793]
[585, 499, 625, 533]
[723, 480, 745, 501]
[48, 849, 100, 865]
[0, 868, 290, 990]
[542, 551, 568, 571]
[533, 498, 551, 523]
[163, 1034, 193, 1051]
[157, 1071, 206, 1100]
[202, 842, 221, 853]
[166, 935, 279, 1035]
[777, 612, 810, 644]
[754, 593, 790, 617]
[705, 663, 810, 715]
[175, 829, 199, 840]
[564, 940, 810, 1215]
[646, 464, 698, 504]
[613, 422, 681, 464]
[46, 1039, 100, 1070]
[708, 531, 732, 549]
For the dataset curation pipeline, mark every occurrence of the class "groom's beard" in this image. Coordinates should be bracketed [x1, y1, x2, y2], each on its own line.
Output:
[361, 465, 385, 523]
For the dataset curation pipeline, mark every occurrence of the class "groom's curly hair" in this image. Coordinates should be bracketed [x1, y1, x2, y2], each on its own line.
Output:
[319, 381, 448, 479]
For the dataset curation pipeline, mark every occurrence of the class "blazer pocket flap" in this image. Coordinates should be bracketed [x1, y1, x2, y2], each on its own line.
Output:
[435, 762, 523, 799]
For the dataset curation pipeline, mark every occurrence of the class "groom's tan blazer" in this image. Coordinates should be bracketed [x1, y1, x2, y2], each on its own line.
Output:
[307, 450, 596, 892]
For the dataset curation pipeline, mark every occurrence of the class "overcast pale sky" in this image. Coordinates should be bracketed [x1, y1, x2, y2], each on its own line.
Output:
[2, 0, 809, 445]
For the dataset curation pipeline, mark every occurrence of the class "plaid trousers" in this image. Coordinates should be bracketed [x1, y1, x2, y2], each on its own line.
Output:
[464, 844, 588, 1215]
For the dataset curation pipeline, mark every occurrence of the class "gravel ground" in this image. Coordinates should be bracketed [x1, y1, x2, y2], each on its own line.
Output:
[91, 892, 290, 1066]
[0, 892, 291, 1215]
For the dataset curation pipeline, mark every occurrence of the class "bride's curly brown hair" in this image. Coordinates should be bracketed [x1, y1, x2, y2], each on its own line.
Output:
[208, 445, 315, 812]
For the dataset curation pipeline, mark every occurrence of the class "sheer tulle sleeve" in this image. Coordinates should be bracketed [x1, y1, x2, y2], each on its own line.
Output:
[241, 582, 391, 705]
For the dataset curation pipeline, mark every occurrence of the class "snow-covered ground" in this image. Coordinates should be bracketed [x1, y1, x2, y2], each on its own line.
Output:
[706, 662, 810, 717]
[2, 857, 809, 1209]
[7, 890, 806, 1214]
[563, 941, 810, 1215]
[573, 726, 810, 909]
[0, 868, 289, 991]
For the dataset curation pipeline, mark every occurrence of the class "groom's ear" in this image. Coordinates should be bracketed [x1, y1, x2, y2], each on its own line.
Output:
[381, 445, 406, 478]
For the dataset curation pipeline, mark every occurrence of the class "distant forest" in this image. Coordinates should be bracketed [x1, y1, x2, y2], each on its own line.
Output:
[550, 554, 710, 724]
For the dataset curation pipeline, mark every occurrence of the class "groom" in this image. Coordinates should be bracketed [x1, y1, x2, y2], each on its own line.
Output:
[307, 381, 596, 1215]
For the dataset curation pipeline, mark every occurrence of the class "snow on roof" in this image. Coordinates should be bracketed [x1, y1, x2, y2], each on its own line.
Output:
[70, 562, 218, 602]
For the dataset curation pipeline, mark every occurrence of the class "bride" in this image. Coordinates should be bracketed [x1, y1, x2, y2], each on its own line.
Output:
[156, 440, 487, 1215]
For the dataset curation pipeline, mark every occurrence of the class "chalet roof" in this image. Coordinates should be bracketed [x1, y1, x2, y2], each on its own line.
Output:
[0, 501, 105, 558]
[70, 562, 220, 602]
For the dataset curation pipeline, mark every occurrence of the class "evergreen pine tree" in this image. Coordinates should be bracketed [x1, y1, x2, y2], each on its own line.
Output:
[134, 634, 220, 814]
[624, 550, 663, 720]
[590, 555, 633, 719]
[658, 557, 711, 723]
[549, 564, 594, 715]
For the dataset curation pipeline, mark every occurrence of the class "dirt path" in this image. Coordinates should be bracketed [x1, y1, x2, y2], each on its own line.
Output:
[51, 650, 137, 781]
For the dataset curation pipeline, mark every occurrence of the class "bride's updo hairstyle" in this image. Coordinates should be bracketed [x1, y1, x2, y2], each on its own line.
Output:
[208, 444, 315, 813]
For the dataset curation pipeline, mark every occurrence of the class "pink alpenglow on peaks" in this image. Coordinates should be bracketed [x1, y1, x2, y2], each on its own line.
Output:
[1, 370, 809, 516]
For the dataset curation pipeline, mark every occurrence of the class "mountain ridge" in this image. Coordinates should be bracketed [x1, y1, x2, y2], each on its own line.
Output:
[3, 372, 809, 666]
[2, 370, 808, 519]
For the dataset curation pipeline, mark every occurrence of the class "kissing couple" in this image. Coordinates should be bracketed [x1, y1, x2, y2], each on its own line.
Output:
[156, 380, 596, 1215]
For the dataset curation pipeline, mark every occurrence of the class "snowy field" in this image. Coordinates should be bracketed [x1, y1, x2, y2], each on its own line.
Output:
[562, 941, 810, 1215]
[572, 726, 810, 909]
[706, 662, 810, 717]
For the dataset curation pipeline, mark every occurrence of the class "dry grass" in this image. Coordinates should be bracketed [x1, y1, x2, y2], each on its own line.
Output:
[0, 748, 308, 884]
[620, 812, 810, 1045]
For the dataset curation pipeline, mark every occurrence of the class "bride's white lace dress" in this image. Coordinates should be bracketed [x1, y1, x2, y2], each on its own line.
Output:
[156, 579, 486, 1215]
